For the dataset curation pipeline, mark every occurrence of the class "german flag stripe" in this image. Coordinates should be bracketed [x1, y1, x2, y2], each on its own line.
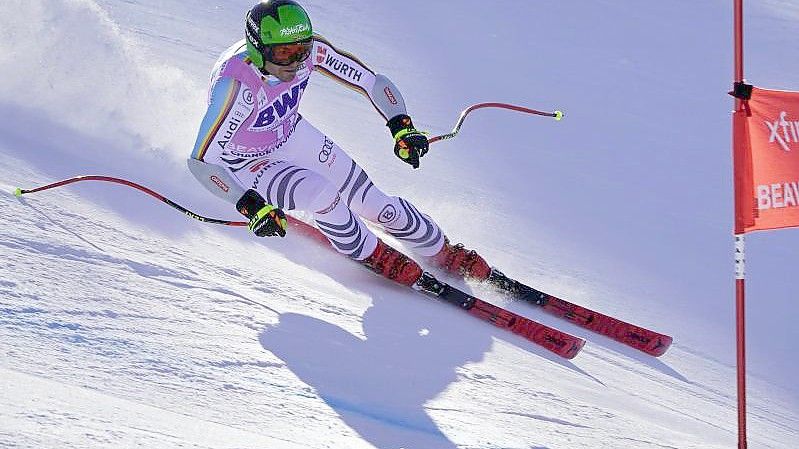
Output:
[192, 79, 240, 161]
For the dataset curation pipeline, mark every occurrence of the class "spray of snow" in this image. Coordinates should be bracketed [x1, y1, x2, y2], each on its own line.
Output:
[0, 0, 205, 165]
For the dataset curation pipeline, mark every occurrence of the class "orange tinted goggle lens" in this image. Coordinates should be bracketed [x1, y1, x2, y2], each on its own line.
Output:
[267, 40, 312, 65]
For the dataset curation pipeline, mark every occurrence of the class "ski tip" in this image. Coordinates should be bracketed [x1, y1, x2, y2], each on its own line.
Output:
[553, 110, 564, 121]
[568, 338, 586, 359]
[555, 337, 586, 360]
[648, 335, 674, 357]
[13, 187, 23, 197]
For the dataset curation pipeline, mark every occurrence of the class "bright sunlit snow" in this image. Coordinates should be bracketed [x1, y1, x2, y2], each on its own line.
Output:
[1, 1, 798, 448]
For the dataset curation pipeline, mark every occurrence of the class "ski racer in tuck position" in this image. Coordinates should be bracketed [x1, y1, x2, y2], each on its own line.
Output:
[189, 0, 494, 288]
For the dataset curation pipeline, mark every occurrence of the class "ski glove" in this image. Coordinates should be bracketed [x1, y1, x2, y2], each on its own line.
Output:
[236, 189, 288, 238]
[387, 114, 429, 169]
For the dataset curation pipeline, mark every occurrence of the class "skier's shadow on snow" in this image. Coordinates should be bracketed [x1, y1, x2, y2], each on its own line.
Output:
[259, 266, 584, 449]
[261, 304, 464, 449]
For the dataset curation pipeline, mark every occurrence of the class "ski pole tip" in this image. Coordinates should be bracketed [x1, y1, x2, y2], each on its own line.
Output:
[13, 187, 23, 197]
[553, 110, 564, 121]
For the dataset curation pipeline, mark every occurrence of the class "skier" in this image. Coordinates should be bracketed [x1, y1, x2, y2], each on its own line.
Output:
[189, 0, 492, 288]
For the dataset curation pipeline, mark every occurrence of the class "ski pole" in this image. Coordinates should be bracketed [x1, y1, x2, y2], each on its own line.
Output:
[10, 102, 563, 230]
[11, 175, 330, 241]
[429, 102, 563, 144]
[13, 175, 248, 226]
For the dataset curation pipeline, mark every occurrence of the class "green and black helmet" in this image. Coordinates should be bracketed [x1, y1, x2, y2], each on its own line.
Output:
[245, 0, 313, 67]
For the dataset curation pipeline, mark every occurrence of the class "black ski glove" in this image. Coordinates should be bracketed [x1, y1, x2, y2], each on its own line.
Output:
[387, 114, 429, 169]
[236, 189, 288, 237]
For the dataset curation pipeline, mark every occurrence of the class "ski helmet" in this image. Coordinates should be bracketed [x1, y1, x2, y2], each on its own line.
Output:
[245, 0, 313, 68]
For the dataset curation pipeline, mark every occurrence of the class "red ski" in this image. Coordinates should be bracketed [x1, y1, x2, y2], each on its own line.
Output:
[487, 270, 672, 357]
[415, 273, 585, 359]
[541, 295, 672, 357]
[278, 218, 585, 359]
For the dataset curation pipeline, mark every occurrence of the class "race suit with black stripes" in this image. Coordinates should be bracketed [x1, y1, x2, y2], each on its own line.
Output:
[190, 35, 444, 260]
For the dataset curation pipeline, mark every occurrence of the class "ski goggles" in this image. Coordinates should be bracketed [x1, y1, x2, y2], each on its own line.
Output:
[265, 39, 313, 66]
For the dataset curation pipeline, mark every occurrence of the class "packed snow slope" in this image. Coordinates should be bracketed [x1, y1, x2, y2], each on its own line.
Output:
[1, 0, 797, 448]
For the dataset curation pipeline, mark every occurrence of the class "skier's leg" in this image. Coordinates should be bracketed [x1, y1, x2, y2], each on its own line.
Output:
[285, 119, 447, 257]
[227, 156, 372, 257]
[284, 119, 491, 280]
[226, 154, 422, 286]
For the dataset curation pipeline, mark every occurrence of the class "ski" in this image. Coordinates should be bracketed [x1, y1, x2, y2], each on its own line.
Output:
[414, 272, 585, 359]
[283, 218, 585, 358]
[486, 270, 672, 357]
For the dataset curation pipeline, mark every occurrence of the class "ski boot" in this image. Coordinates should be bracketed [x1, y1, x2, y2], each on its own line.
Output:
[429, 238, 491, 281]
[360, 239, 423, 287]
[431, 238, 547, 306]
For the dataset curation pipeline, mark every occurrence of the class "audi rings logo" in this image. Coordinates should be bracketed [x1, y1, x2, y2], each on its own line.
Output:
[378, 204, 397, 224]
[319, 137, 334, 163]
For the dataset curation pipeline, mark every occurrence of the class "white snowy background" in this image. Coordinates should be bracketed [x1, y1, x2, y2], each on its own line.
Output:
[1, 1, 798, 448]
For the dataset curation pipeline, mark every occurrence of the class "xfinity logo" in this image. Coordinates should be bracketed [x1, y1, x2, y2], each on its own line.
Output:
[765, 111, 799, 152]
[250, 78, 309, 130]
[280, 24, 310, 36]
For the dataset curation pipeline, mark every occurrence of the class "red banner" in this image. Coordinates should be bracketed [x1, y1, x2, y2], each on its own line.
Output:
[734, 86, 799, 233]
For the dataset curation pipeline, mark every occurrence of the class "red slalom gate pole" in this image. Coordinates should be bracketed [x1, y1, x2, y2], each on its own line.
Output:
[734, 234, 747, 449]
[733, 0, 747, 447]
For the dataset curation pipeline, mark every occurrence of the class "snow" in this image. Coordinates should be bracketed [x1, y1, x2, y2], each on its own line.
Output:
[1, 0, 798, 448]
